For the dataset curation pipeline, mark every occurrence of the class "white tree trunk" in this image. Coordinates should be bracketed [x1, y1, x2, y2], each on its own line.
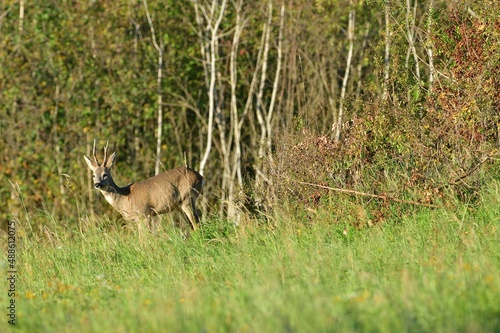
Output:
[19, 0, 24, 34]
[155, 51, 163, 176]
[142, 0, 164, 175]
[383, 1, 391, 101]
[427, 0, 435, 93]
[227, 0, 246, 222]
[405, 0, 420, 81]
[266, 2, 285, 157]
[334, 5, 355, 142]
[198, 0, 227, 176]
[255, 2, 272, 164]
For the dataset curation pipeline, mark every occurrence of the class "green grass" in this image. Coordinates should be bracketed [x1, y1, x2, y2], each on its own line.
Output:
[2, 183, 500, 332]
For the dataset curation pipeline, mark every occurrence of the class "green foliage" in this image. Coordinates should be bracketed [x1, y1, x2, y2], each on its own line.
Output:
[263, 0, 499, 215]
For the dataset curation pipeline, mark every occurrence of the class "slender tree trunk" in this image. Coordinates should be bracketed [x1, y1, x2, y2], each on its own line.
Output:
[334, 5, 355, 142]
[405, 0, 420, 81]
[383, 1, 390, 101]
[19, 0, 24, 34]
[199, 0, 227, 176]
[51, 84, 65, 196]
[193, 0, 210, 89]
[355, 23, 371, 115]
[255, 2, 272, 163]
[142, 0, 165, 175]
[155, 48, 163, 175]
[215, 69, 230, 217]
[266, 2, 285, 158]
[227, 0, 245, 222]
[427, 0, 435, 93]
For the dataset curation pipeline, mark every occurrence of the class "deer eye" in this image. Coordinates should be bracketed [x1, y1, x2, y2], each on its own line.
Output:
[103, 174, 108, 179]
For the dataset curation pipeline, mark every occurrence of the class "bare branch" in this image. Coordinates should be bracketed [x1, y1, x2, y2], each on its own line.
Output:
[142, 0, 161, 53]
[294, 180, 440, 208]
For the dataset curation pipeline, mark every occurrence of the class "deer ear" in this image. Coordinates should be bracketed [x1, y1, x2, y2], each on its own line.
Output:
[104, 152, 116, 168]
[83, 155, 96, 171]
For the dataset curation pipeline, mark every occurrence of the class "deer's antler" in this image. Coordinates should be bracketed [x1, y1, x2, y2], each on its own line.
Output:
[92, 139, 99, 164]
[103, 141, 109, 164]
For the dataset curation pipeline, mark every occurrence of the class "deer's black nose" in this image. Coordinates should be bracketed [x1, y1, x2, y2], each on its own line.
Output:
[95, 183, 102, 189]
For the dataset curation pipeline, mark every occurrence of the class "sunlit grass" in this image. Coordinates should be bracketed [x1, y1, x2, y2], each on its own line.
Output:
[2, 182, 500, 332]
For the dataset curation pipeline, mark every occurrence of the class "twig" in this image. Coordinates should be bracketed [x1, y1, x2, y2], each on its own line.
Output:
[293, 180, 440, 208]
[292, 151, 497, 209]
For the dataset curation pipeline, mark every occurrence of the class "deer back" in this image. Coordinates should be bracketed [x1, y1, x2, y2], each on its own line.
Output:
[127, 166, 203, 216]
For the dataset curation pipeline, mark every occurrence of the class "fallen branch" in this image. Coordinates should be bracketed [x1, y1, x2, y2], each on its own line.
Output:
[293, 180, 440, 208]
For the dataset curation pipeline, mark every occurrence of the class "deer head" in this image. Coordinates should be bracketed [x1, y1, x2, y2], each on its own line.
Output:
[83, 140, 117, 191]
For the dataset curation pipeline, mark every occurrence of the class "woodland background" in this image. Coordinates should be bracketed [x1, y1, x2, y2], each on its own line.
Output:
[1, 0, 499, 226]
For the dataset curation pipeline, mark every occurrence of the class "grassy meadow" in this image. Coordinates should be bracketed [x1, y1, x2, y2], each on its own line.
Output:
[2, 181, 500, 333]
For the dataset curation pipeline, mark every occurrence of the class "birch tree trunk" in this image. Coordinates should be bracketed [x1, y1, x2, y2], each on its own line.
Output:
[19, 0, 24, 34]
[227, 0, 246, 222]
[266, 2, 285, 158]
[252, 1, 286, 208]
[255, 2, 272, 164]
[405, 0, 420, 82]
[142, 0, 164, 175]
[193, 0, 210, 89]
[334, 5, 355, 142]
[382, 1, 391, 101]
[426, 0, 435, 93]
[155, 48, 164, 175]
[198, 0, 227, 177]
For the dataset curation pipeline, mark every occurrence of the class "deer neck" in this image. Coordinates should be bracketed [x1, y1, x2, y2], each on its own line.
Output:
[99, 178, 131, 205]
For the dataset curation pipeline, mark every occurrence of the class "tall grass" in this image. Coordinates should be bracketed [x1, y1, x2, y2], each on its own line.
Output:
[2, 182, 500, 332]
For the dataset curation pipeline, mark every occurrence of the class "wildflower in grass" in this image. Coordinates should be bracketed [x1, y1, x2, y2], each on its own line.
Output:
[25, 291, 36, 299]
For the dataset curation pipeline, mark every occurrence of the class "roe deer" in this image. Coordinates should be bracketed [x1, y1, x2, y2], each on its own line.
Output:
[84, 141, 204, 231]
